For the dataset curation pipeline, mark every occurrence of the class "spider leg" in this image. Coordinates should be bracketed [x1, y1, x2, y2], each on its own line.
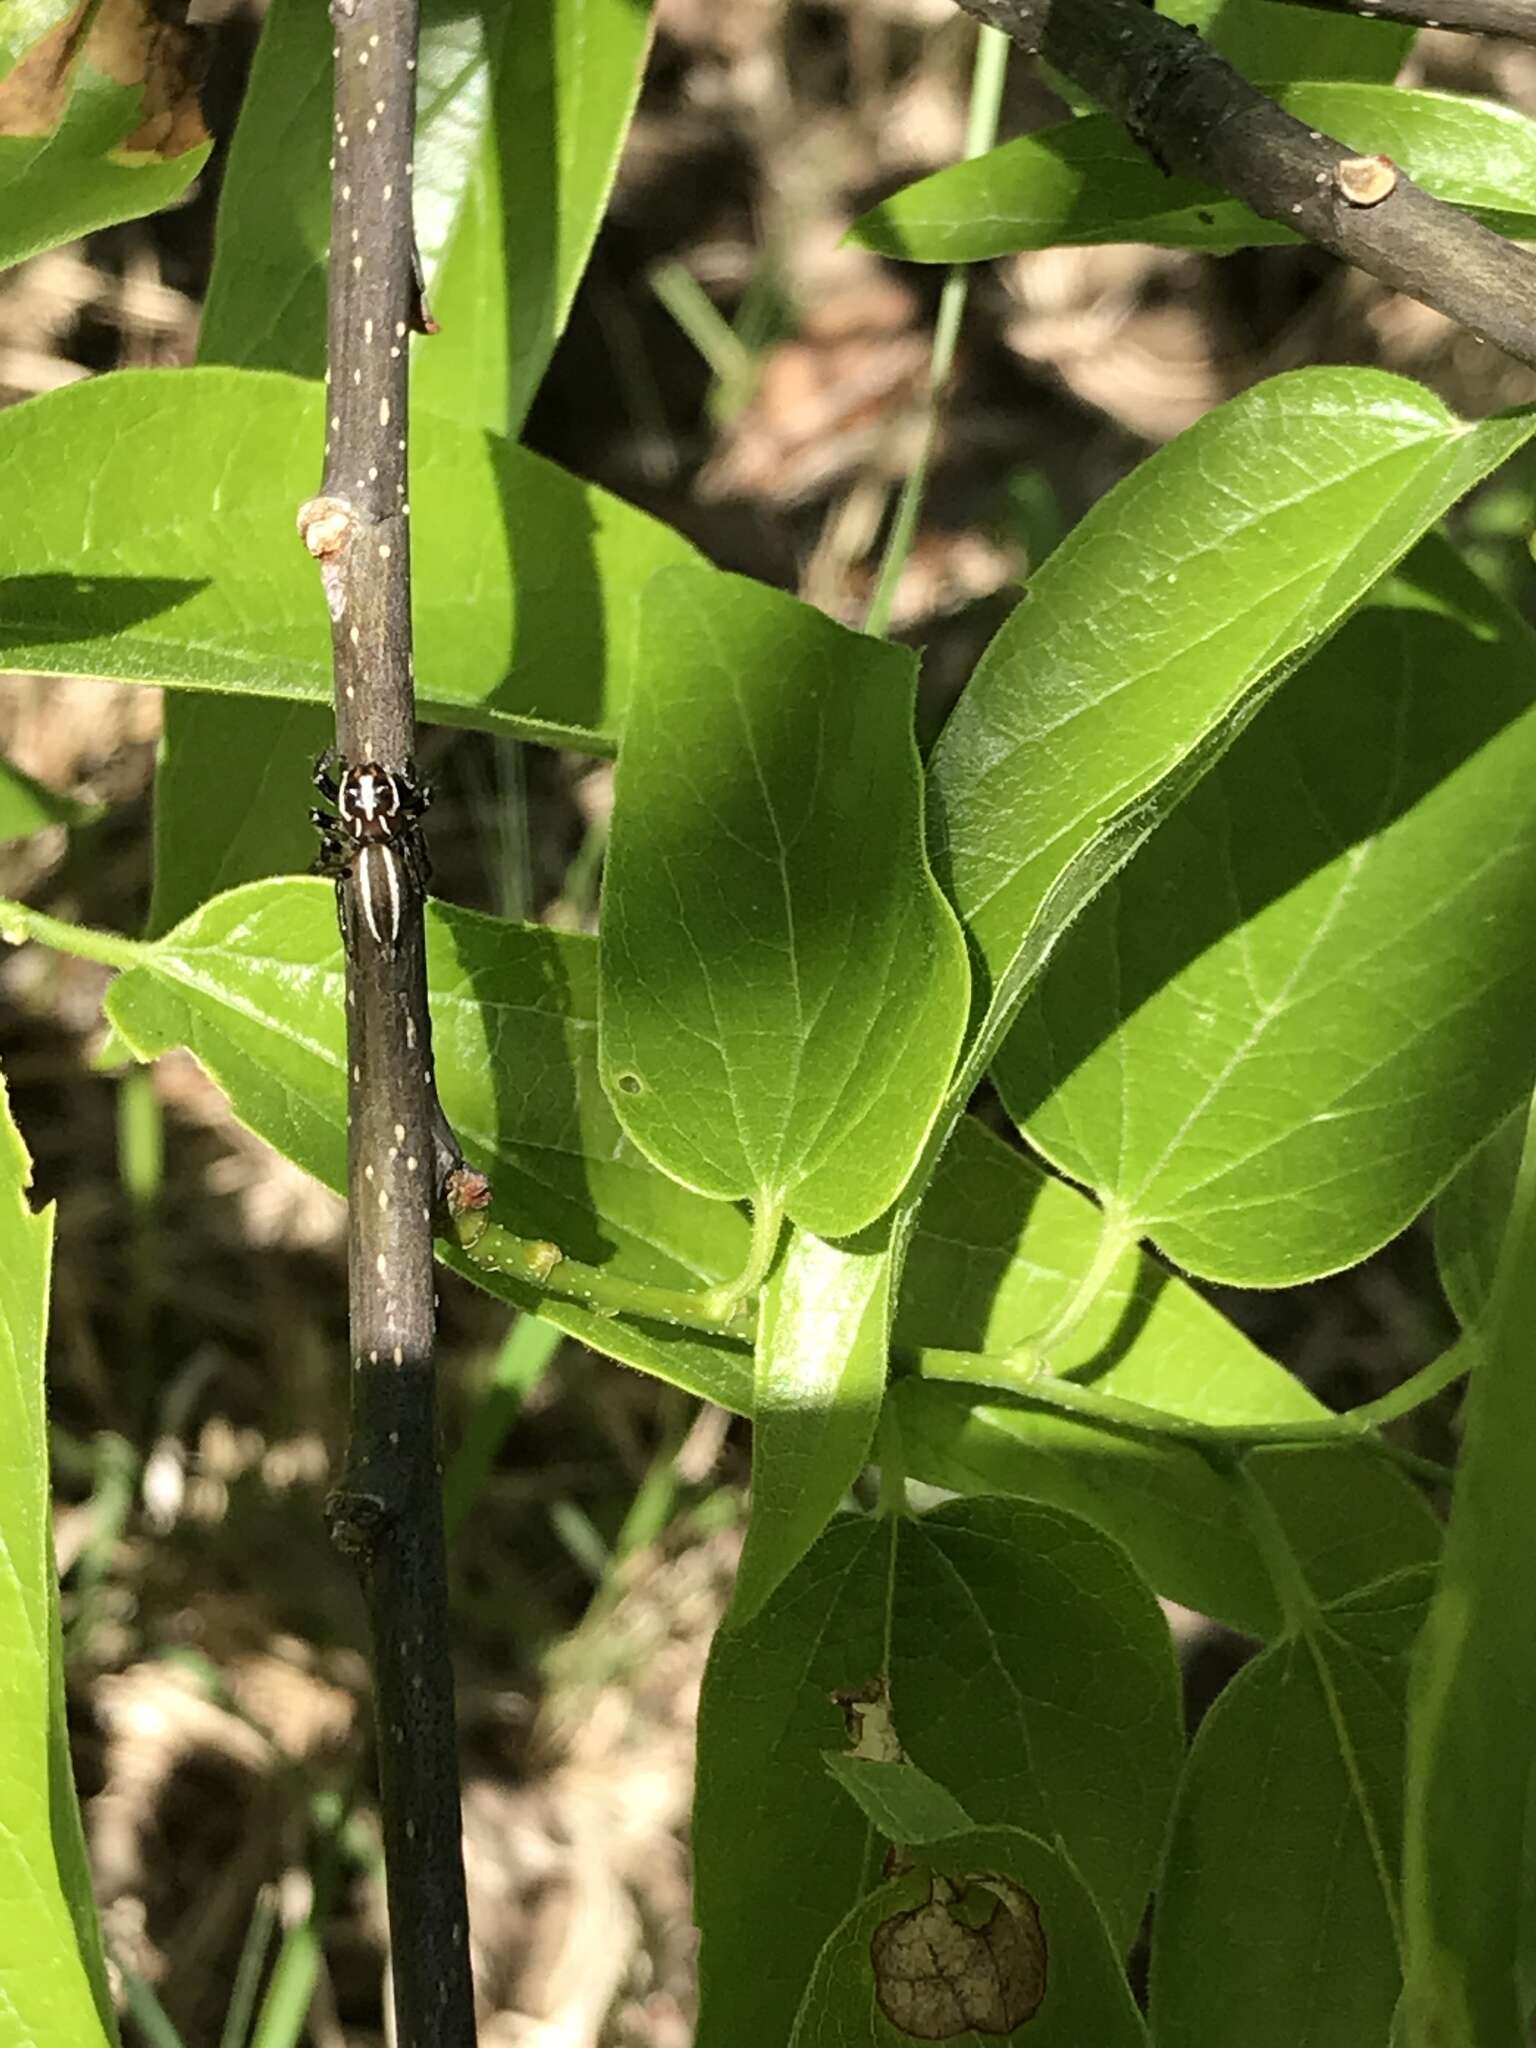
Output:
[312, 748, 342, 804]
[310, 822, 353, 883]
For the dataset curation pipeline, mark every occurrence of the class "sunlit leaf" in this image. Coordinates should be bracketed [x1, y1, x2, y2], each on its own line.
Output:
[0, 1067, 118, 2046]
[995, 540, 1536, 1285]
[0, 369, 699, 752]
[853, 86, 1520, 263]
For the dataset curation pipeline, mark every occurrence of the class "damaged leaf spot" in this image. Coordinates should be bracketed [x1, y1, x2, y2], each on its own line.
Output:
[833, 1678, 903, 1764]
[871, 1873, 1047, 2038]
[0, 0, 207, 155]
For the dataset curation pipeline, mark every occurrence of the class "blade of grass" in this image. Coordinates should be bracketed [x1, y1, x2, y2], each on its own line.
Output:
[218, 1886, 278, 2048]
[862, 23, 1009, 639]
[443, 1315, 564, 1539]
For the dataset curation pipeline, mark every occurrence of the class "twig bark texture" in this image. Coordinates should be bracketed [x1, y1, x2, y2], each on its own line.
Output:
[297, 1, 475, 2041]
[1279, 0, 1536, 38]
[951, 0, 1536, 370]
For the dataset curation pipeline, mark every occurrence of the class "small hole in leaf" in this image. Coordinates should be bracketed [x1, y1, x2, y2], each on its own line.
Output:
[616, 1072, 644, 1095]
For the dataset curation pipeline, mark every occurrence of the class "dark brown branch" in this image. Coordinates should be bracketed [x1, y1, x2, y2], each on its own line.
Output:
[953, 0, 1536, 370]
[297, 1, 475, 2041]
[1276, 0, 1536, 39]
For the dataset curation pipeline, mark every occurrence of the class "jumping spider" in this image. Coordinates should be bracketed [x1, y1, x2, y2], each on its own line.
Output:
[311, 749, 431, 955]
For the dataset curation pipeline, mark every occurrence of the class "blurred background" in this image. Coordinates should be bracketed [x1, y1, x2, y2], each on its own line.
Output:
[4, 3, 1534, 2042]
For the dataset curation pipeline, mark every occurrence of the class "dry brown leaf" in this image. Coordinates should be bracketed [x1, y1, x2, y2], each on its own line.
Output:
[0, 0, 206, 155]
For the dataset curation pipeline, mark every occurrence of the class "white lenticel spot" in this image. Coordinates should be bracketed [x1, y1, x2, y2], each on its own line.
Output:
[379, 543, 391, 560]
[376, 1253, 387, 1278]
[394, 1345, 404, 1364]
[378, 1190, 390, 1211]
[379, 399, 390, 425]
[369, 1349, 379, 1364]
[406, 1155, 419, 1172]
[364, 1163, 374, 1180]
[394, 1123, 406, 1142]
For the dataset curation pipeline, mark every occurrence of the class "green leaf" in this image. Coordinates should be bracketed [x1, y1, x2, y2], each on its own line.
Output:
[894, 1118, 1439, 1636]
[165, 2, 495, 927]
[733, 1226, 894, 1627]
[201, 0, 649, 432]
[1434, 1110, 1521, 1331]
[0, 1068, 118, 2047]
[994, 539, 1536, 1286]
[694, 1499, 1180, 2047]
[790, 1827, 1147, 2048]
[600, 566, 968, 1237]
[162, 0, 654, 924]
[200, 0, 480, 380]
[1403, 1094, 1536, 2043]
[147, 699, 330, 934]
[852, 85, 1527, 264]
[0, 754, 97, 842]
[0, 368, 699, 752]
[0, 882, 753, 1403]
[0, 59, 209, 272]
[1153, 1570, 1429, 2048]
[416, 0, 654, 435]
[1174, 0, 1411, 82]
[926, 371, 1536, 1111]
[823, 1757, 974, 1847]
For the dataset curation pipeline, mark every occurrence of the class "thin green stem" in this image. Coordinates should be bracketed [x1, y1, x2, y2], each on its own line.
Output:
[1014, 1201, 1136, 1361]
[0, 896, 144, 972]
[862, 23, 1009, 639]
[699, 1195, 785, 1323]
[910, 1344, 1457, 1486]
[451, 1215, 749, 1334]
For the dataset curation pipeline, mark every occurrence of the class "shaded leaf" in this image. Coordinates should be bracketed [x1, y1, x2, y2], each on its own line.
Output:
[0, 369, 699, 751]
[695, 1499, 1179, 2046]
[1175, 0, 1411, 82]
[1403, 1096, 1536, 2043]
[994, 540, 1536, 1285]
[823, 1757, 973, 1848]
[0, 1067, 118, 2046]
[790, 1827, 1146, 2047]
[895, 1118, 1438, 1636]
[1152, 1571, 1430, 2048]
[600, 567, 967, 1237]
[1434, 1109, 1521, 1331]
[853, 86, 1521, 263]
[147, 699, 329, 934]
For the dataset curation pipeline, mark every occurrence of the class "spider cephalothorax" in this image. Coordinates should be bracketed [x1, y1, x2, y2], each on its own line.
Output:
[311, 750, 431, 955]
